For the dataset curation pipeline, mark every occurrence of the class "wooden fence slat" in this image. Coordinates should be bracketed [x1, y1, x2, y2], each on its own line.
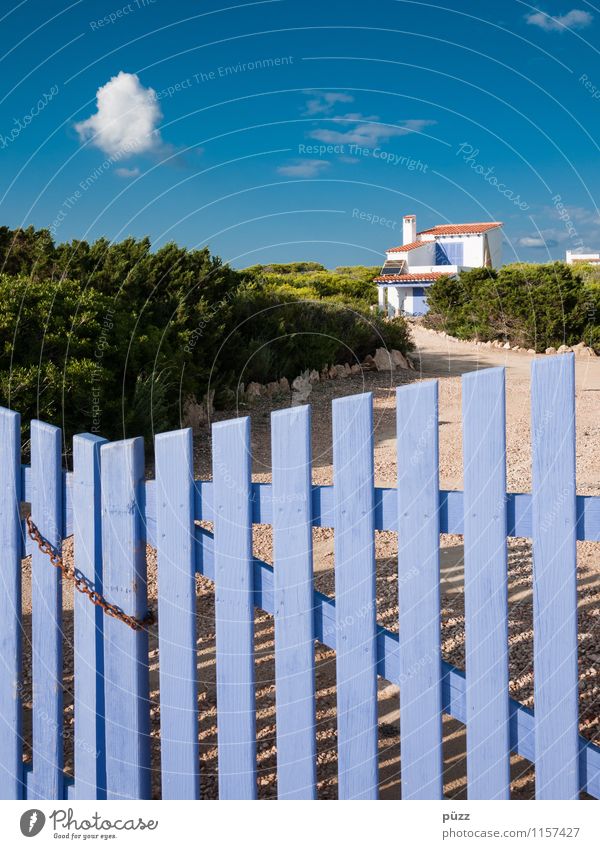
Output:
[30, 420, 64, 800]
[271, 405, 317, 799]
[155, 428, 199, 800]
[72, 434, 106, 800]
[396, 381, 444, 799]
[101, 438, 150, 800]
[531, 354, 579, 799]
[212, 417, 256, 799]
[462, 368, 510, 799]
[332, 393, 379, 800]
[0, 408, 23, 799]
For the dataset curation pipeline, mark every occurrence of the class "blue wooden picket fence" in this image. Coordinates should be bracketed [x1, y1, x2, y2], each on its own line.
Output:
[1, 353, 599, 800]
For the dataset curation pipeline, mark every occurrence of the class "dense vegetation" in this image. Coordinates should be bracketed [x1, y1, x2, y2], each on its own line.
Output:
[0, 227, 409, 443]
[424, 262, 600, 352]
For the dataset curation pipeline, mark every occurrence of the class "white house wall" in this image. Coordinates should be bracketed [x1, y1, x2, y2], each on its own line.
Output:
[387, 286, 402, 312]
[387, 232, 502, 271]
[377, 284, 430, 316]
[435, 234, 484, 266]
[487, 229, 503, 267]
[387, 242, 433, 264]
[409, 264, 460, 275]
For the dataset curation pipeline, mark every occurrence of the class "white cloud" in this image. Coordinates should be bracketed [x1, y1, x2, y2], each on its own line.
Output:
[308, 116, 436, 147]
[517, 235, 559, 248]
[115, 167, 140, 178]
[544, 205, 600, 226]
[277, 159, 331, 178]
[304, 92, 354, 115]
[75, 71, 163, 157]
[525, 8, 593, 32]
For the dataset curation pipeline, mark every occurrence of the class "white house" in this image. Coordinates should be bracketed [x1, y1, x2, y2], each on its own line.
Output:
[374, 214, 503, 316]
[566, 250, 600, 265]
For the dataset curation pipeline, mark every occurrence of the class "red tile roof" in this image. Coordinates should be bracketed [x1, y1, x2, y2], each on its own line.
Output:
[374, 272, 451, 283]
[386, 240, 428, 252]
[417, 222, 503, 236]
[571, 257, 600, 263]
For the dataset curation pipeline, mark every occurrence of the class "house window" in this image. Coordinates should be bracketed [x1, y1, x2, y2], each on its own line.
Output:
[412, 287, 425, 297]
[436, 240, 464, 265]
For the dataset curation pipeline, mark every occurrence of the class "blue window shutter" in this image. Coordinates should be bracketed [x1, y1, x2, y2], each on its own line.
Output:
[438, 241, 464, 265]
[435, 243, 450, 265]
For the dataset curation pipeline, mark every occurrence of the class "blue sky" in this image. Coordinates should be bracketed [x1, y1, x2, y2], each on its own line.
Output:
[1, 0, 599, 268]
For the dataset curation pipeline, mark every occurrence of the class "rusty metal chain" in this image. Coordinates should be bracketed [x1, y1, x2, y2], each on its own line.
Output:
[26, 515, 155, 632]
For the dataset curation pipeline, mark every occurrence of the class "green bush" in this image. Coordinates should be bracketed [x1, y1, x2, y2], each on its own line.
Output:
[0, 229, 410, 443]
[242, 263, 380, 304]
[223, 285, 411, 384]
[425, 262, 598, 352]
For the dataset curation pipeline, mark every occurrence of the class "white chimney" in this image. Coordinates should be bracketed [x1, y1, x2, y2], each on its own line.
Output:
[403, 214, 417, 245]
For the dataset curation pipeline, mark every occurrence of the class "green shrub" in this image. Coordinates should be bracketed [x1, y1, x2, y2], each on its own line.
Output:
[0, 229, 411, 442]
[425, 262, 598, 351]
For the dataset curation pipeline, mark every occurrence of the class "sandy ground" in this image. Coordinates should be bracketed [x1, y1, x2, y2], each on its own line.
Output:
[20, 324, 600, 799]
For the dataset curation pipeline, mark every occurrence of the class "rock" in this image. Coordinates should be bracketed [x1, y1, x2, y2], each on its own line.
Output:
[245, 381, 262, 399]
[503, 342, 511, 349]
[527, 348, 536, 354]
[278, 377, 290, 392]
[572, 342, 586, 351]
[350, 364, 361, 374]
[362, 354, 377, 371]
[512, 345, 520, 351]
[265, 381, 280, 397]
[309, 369, 320, 383]
[344, 362, 352, 376]
[373, 348, 394, 371]
[484, 340, 492, 348]
[291, 371, 312, 405]
[405, 354, 416, 370]
[329, 365, 338, 379]
[182, 390, 215, 431]
[545, 347, 557, 355]
[335, 364, 348, 379]
[557, 344, 572, 353]
[320, 368, 329, 381]
[578, 346, 597, 357]
[291, 370, 309, 391]
[391, 349, 410, 369]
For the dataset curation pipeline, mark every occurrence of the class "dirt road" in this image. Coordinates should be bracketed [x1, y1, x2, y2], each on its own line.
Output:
[196, 322, 600, 496]
[408, 324, 600, 495]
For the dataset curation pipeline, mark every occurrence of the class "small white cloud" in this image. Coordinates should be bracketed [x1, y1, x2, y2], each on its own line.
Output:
[304, 91, 354, 115]
[517, 235, 559, 248]
[309, 116, 436, 147]
[277, 159, 331, 178]
[75, 71, 163, 158]
[526, 8, 593, 32]
[542, 204, 600, 226]
[115, 167, 140, 178]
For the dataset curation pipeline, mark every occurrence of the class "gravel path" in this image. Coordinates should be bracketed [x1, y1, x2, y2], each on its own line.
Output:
[20, 325, 600, 799]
